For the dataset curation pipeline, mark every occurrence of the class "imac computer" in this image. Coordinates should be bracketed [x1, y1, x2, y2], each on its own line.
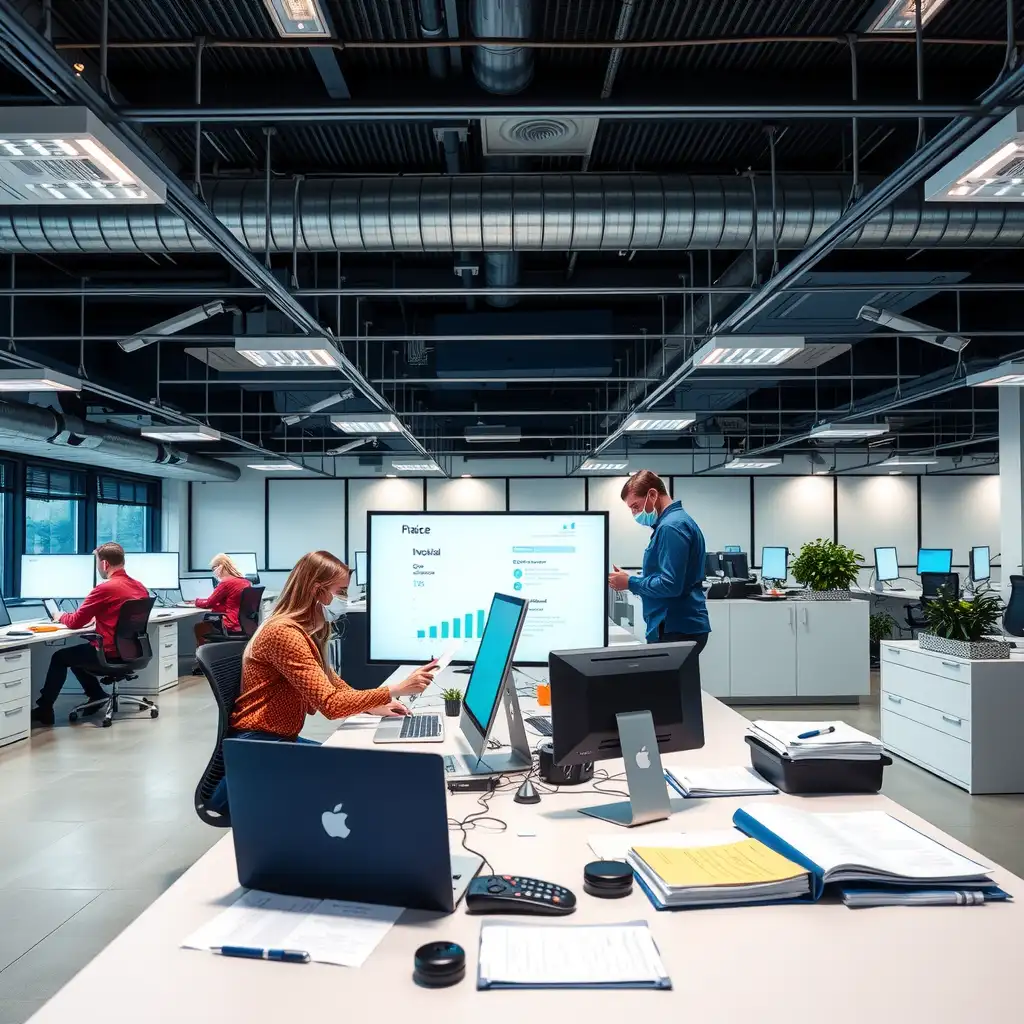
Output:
[760, 546, 788, 583]
[550, 642, 704, 827]
[917, 548, 953, 574]
[722, 552, 749, 580]
[226, 552, 260, 583]
[20, 554, 96, 599]
[970, 546, 991, 584]
[179, 577, 215, 602]
[874, 546, 899, 592]
[353, 550, 367, 588]
[444, 592, 532, 778]
[124, 552, 180, 591]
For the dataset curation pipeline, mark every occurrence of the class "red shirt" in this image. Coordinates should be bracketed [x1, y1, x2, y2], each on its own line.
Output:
[60, 567, 150, 655]
[195, 574, 249, 633]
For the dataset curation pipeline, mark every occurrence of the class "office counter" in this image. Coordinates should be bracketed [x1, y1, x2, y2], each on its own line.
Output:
[22, 680, 1024, 1024]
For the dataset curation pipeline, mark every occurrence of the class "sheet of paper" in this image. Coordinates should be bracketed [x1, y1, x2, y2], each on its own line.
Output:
[632, 839, 807, 888]
[183, 889, 401, 968]
[666, 766, 777, 794]
[588, 828, 740, 862]
[434, 641, 462, 673]
[477, 921, 670, 988]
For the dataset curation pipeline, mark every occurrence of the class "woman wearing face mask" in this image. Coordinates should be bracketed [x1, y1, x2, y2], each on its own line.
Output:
[228, 549, 435, 742]
[191, 553, 250, 648]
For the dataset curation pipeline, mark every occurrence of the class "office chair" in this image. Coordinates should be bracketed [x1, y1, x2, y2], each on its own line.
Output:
[68, 597, 158, 728]
[204, 585, 265, 642]
[1003, 576, 1024, 637]
[193, 640, 246, 828]
[905, 572, 959, 636]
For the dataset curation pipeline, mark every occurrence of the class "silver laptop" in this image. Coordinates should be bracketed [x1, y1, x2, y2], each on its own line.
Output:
[373, 710, 446, 744]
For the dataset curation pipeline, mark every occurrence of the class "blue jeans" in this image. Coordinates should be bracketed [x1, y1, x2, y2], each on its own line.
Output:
[207, 731, 320, 814]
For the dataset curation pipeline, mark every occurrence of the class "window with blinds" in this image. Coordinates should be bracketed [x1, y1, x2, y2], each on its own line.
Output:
[24, 463, 85, 554]
[96, 475, 155, 507]
[96, 473, 159, 552]
[24, 465, 86, 500]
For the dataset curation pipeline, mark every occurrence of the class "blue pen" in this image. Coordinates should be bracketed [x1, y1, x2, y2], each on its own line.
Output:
[213, 946, 310, 964]
[797, 726, 836, 740]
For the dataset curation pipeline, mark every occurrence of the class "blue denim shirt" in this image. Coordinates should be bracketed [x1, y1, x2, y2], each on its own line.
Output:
[628, 500, 711, 641]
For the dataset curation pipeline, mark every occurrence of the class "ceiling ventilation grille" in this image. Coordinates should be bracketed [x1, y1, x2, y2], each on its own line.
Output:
[481, 116, 599, 157]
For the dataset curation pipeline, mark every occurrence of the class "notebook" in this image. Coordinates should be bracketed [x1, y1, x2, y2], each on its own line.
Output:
[665, 765, 777, 798]
[747, 721, 885, 761]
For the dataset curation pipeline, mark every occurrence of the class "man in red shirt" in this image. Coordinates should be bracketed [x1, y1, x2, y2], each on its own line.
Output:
[32, 542, 150, 726]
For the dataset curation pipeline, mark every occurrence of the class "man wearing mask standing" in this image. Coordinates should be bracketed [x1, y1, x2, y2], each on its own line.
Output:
[608, 470, 711, 655]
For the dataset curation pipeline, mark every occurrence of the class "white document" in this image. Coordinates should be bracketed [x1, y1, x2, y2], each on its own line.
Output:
[183, 889, 402, 968]
[588, 828, 741, 862]
[748, 720, 884, 760]
[666, 765, 777, 796]
[477, 921, 670, 989]
[433, 641, 462, 673]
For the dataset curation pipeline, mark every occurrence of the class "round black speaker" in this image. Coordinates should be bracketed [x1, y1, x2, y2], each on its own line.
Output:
[413, 942, 466, 988]
[583, 860, 634, 899]
[538, 740, 594, 786]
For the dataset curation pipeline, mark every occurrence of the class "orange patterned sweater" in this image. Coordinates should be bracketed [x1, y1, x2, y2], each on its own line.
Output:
[230, 618, 390, 739]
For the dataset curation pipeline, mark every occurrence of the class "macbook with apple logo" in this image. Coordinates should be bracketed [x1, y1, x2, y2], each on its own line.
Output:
[221, 739, 482, 913]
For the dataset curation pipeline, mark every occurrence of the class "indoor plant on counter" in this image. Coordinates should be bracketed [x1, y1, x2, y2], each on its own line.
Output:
[921, 586, 1009, 659]
[441, 687, 464, 717]
[869, 611, 897, 665]
[789, 538, 861, 600]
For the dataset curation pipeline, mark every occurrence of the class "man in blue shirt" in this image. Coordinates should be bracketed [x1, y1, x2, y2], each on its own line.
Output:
[608, 470, 710, 654]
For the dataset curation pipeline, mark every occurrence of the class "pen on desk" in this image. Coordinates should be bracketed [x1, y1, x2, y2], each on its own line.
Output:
[212, 946, 311, 964]
[797, 726, 836, 740]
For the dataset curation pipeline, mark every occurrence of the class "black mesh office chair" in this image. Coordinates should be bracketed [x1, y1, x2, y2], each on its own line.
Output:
[205, 586, 265, 642]
[68, 597, 158, 728]
[193, 640, 246, 828]
[1003, 576, 1024, 636]
[905, 572, 960, 635]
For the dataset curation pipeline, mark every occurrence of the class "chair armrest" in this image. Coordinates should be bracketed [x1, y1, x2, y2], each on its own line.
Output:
[77, 631, 101, 644]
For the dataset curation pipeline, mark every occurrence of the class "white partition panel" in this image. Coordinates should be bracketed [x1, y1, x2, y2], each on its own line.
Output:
[347, 478, 424, 561]
[586, 476, 648, 568]
[426, 477, 505, 512]
[753, 476, 834, 567]
[921, 475, 1000, 567]
[837, 476, 918, 570]
[508, 477, 585, 511]
[672, 477, 750, 555]
[190, 472, 265, 571]
[267, 479, 346, 570]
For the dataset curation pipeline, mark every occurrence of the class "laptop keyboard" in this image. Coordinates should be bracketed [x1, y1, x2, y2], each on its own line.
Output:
[526, 715, 553, 736]
[400, 714, 442, 740]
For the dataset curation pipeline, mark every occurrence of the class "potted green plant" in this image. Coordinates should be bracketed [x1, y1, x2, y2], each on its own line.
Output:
[921, 585, 1009, 659]
[789, 538, 861, 600]
[869, 611, 896, 663]
[441, 686, 463, 717]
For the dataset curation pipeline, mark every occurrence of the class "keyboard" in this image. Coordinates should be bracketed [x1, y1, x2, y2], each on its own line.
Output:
[399, 714, 442, 740]
[526, 715, 553, 736]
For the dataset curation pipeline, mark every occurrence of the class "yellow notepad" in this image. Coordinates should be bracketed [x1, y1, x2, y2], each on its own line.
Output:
[632, 839, 807, 888]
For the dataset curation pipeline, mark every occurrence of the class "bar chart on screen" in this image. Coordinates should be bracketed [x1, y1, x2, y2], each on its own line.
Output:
[416, 609, 487, 641]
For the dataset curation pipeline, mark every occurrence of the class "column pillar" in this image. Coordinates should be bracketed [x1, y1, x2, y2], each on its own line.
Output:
[999, 388, 1024, 593]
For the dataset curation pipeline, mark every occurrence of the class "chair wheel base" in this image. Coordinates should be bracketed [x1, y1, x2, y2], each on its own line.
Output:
[68, 711, 78, 722]
[150, 708, 159, 718]
[102, 718, 112, 728]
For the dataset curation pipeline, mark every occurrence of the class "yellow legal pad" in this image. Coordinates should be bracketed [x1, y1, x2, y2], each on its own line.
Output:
[631, 840, 807, 889]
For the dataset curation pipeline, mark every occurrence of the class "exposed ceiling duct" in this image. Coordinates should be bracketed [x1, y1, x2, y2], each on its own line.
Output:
[3, 176, 1024, 254]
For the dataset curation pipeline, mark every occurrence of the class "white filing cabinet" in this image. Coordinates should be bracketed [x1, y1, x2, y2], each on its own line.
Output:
[795, 601, 869, 698]
[0, 648, 31, 749]
[880, 641, 1024, 793]
[131, 621, 179, 696]
[700, 602, 730, 697]
[728, 601, 797, 698]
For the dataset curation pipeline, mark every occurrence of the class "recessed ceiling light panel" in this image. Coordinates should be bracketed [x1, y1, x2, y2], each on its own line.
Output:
[0, 368, 81, 391]
[693, 336, 805, 368]
[925, 108, 1024, 202]
[140, 424, 221, 442]
[391, 460, 442, 473]
[723, 458, 783, 469]
[235, 336, 342, 369]
[331, 413, 402, 434]
[580, 460, 628, 471]
[966, 361, 1024, 387]
[622, 413, 697, 431]
[261, 0, 331, 37]
[247, 462, 303, 471]
[810, 422, 888, 440]
[867, 0, 951, 32]
[879, 456, 939, 467]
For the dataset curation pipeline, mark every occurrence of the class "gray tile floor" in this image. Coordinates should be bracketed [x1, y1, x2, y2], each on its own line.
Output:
[2, 674, 1024, 1024]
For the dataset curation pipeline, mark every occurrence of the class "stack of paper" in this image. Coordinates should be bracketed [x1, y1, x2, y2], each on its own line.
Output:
[665, 765, 777, 798]
[627, 837, 811, 909]
[747, 720, 885, 761]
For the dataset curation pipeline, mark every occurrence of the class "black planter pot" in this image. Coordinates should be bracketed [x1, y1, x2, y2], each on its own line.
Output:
[444, 699, 462, 718]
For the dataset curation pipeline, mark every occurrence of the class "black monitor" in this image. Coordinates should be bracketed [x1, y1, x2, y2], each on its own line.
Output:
[970, 546, 991, 583]
[704, 552, 724, 577]
[921, 572, 959, 600]
[722, 552, 749, 579]
[0, 593, 10, 629]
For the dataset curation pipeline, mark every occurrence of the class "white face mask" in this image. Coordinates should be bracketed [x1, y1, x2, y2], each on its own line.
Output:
[321, 594, 346, 623]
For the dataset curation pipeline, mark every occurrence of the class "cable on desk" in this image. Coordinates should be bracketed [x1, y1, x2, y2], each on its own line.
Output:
[447, 787, 506, 877]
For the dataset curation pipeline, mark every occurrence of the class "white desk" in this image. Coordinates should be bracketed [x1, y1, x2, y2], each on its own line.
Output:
[23, 675, 1024, 1024]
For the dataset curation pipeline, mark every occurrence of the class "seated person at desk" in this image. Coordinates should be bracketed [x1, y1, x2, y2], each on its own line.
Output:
[31, 542, 150, 727]
[190, 553, 250, 646]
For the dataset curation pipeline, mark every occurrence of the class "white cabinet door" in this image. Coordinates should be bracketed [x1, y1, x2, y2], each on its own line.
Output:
[700, 603, 730, 697]
[728, 602, 797, 697]
[796, 601, 870, 697]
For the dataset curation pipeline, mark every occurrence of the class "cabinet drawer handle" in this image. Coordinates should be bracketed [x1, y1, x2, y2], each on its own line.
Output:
[942, 714, 963, 726]
[4, 706, 23, 716]
[3, 678, 21, 688]
[889, 649, 900, 656]
[887, 694, 903, 704]
[940, 660, 962, 669]
[3, 653, 21, 661]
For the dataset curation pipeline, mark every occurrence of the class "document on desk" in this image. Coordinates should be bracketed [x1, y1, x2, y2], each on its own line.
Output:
[477, 920, 671, 990]
[182, 889, 401, 968]
[588, 828, 741, 862]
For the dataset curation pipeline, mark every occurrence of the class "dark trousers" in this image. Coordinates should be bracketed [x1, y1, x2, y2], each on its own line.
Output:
[650, 627, 709, 656]
[208, 731, 319, 814]
[37, 642, 109, 709]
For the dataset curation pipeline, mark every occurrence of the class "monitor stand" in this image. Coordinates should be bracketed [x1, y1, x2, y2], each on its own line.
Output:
[453, 665, 532, 776]
[579, 710, 672, 828]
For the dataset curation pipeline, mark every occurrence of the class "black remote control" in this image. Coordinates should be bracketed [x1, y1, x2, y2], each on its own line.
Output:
[465, 875, 577, 916]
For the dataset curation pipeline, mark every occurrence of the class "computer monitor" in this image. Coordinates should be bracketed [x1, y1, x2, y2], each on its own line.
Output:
[970, 546, 991, 583]
[917, 548, 953, 574]
[124, 552, 179, 591]
[550, 642, 704, 827]
[179, 577, 215, 602]
[760, 546, 788, 582]
[226, 551, 260, 583]
[353, 550, 367, 588]
[0, 594, 11, 630]
[723, 545, 741, 553]
[704, 552, 724, 577]
[874, 547, 899, 583]
[722, 552, 749, 579]
[454, 592, 531, 775]
[20, 554, 96, 599]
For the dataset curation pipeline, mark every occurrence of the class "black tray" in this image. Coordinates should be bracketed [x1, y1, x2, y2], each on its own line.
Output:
[745, 735, 892, 795]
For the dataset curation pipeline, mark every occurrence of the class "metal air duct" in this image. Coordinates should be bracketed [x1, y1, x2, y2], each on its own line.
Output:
[2, 175, 1024, 254]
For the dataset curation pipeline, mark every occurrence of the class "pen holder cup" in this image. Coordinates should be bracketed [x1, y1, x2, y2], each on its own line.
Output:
[536, 683, 550, 706]
[745, 736, 892, 795]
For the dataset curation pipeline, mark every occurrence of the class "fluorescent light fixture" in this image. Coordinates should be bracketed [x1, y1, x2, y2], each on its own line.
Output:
[723, 458, 783, 470]
[0, 368, 81, 391]
[580, 460, 628, 471]
[622, 413, 697, 431]
[282, 390, 354, 426]
[809, 422, 888, 440]
[692, 335, 805, 368]
[879, 456, 939, 467]
[247, 462, 303, 471]
[331, 413, 402, 434]
[464, 424, 521, 443]
[966, 361, 1024, 387]
[858, 305, 968, 353]
[261, 0, 331, 37]
[925, 108, 1024, 202]
[119, 301, 232, 353]
[461, 474, 472, 478]
[235, 336, 342, 369]
[867, 0, 951, 32]
[140, 424, 220, 443]
[324, 438, 370, 456]
[391, 460, 442, 473]
[386, 473, 397, 478]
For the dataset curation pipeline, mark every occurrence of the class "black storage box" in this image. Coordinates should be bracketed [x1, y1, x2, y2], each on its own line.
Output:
[745, 735, 892, 795]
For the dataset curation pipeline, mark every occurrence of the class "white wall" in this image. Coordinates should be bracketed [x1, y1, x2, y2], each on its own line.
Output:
[586, 475, 646, 567]
[753, 476, 834, 566]
[508, 478, 585, 511]
[189, 471, 265, 571]
[837, 475, 918, 569]
[426, 477, 506, 511]
[674, 477, 750, 555]
[921, 475, 1000, 570]
[267, 479, 346, 570]
[347, 477, 424, 561]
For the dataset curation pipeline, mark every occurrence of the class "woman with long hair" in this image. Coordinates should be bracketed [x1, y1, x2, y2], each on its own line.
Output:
[192, 553, 250, 647]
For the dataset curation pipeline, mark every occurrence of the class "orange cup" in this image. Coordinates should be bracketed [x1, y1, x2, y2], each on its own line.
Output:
[536, 683, 551, 706]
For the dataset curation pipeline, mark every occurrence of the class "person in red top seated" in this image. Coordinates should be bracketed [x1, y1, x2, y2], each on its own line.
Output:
[191, 553, 250, 644]
[31, 542, 150, 727]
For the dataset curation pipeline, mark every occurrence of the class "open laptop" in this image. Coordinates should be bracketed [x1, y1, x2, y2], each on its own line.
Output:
[222, 740, 482, 913]
[372, 642, 461, 745]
